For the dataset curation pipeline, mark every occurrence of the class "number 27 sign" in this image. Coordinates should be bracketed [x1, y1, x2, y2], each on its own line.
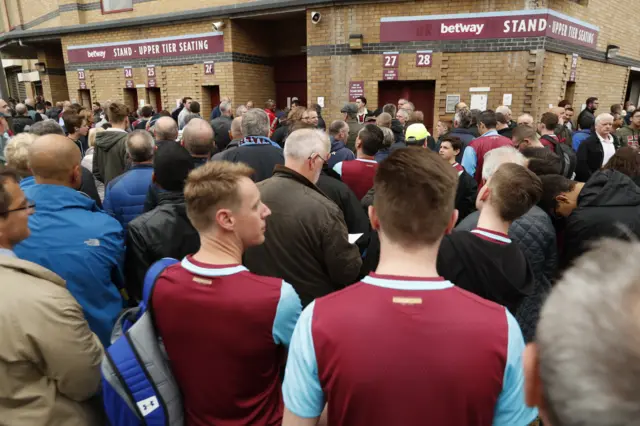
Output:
[382, 52, 399, 68]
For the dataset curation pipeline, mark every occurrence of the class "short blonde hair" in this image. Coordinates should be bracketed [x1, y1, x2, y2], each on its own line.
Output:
[4, 133, 37, 172]
[88, 127, 105, 148]
[185, 161, 255, 231]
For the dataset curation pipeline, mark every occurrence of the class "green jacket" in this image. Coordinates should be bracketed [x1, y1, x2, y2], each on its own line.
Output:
[346, 119, 362, 153]
[615, 125, 640, 149]
[92, 130, 128, 185]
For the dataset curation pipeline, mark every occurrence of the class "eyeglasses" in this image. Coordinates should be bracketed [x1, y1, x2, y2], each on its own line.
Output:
[308, 153, 328, 166]
[0, 200, 36, 216]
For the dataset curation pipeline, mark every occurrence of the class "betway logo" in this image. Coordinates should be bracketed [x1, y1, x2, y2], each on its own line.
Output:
[441, 23, 485, 35]
[87, 50, 106, 58]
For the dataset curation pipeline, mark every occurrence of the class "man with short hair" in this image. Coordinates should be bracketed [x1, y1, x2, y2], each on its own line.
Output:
[178, 97, 194, 129]
[517, 114, 534, 128]
[401, 101, 415, 114]
[209, 96, 231, 121]
[125, 142, 198, 301]
[395, 109, 409, 127]
[328, 120, 355, 169]
[438, 162, 541, 315]
[405, 122, 431, 147]
[245, 129, 362, 307]
[333, 124, 382, 200]
[172, 96, 191, 122]
[496, 105, 515, 128]
[449, 109, 474, 162]
[615, 108, 640, 148]
[538, 112, 560, 149]
[211, 100, 233, 152]
[563, 107, 575, 131]
[0, 168, 104, 425]
[282, 148, 537, 426]
[153, 161, 300, 425]
[14, 135, 125, 345]
[576, 113, 620, 182]
[522, 147, 563, 176]
[525, 239, 640, 426]
[93, 102, 130, 185]
[264, 100, 278, 135]
[572, 112, 594, 152]
[512, 125, 544, 152]
[577, 96, 599, 125]
[397, 98, 408, 110]
[355, 96, 369, 124]
[376, 112, 392, 129]
[302, 108, 320, 128]
[133, 105, 153, 130]
[496, 112, 513, 139]
[462, 110, 513, 184]
[439, 135, 478, 222]
[235, 105, 248, 117]
[154, 116, 179, 149]
[103, 130, 155, 228]
[216, 108, 283, 182]
[12, 103, 34, 134]
[92, 102, 103, 124]
[341, 103, 362, 152]
[455, 101, 468, 112]
[213, 116, 243, 160]
[549, 106, 573, 148]
[183, 118, 214, 167]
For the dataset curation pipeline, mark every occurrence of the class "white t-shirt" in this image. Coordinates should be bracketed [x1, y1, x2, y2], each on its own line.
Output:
[597, 132, 616, 166]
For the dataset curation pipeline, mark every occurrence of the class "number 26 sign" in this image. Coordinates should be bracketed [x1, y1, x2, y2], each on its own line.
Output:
[416, 51, 432, 67]
[204, 61, 214, 75]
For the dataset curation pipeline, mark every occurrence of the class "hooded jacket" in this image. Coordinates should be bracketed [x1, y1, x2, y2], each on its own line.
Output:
[572, 128, 591, 152]
[390, 119, 406, 144]
[0, 255, 104, 425]
[437, 229, 535, 316]
[563, 170, 640, 269]
[328, 136, 355, 169]
[92, 130, 128, 185]
[14, 184, 125, 346]
[125, 191, 200, 301]
[615, 125, 640, 149]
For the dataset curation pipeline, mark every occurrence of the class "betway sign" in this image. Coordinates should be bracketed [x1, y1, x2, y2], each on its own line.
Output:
[380, 9, 599, 49]
[67, 32, 224, 64]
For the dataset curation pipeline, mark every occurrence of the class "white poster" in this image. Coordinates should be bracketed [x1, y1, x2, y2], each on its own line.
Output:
[470, 94, 488, 112]
[502, 93, 512, 106]
[317, 96, 325, 108]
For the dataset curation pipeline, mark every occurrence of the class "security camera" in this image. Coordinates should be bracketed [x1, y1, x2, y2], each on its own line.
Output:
[310, 12, 321, 24]
[212, 21, 225, 31]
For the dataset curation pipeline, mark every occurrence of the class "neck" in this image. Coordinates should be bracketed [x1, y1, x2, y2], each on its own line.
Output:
[376, 236, 441, 277]
[598, 132, 611, 139]
[68, 133, 81, 141]
[477, 204, 510, 236]
[530, 140, 544, 148]
[0, 241, 12, 251]
[133, 160, 153, 166]
[541, 129, 555, 136]
[111, 121, 127, 130]
[34, 177, 74, 188]
[192, 231, 244, 265]
[482, 128, 496, 136]
[448, 157, 457, 165]
[496, 123, 507, 130]
[357, 152, 374, 160]
[285, 162, 316, 184]
[632, 124, 640, 130]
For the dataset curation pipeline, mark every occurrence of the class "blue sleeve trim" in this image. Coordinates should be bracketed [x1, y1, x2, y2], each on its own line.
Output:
[283, 302, 325, 418]
[333, 162, 343, 176]
[493, 308, 538, 426]
[461, 146, 477, 177]
[272, 281, 302, 348]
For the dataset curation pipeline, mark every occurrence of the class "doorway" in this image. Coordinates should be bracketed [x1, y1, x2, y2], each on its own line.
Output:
[564, 81, 576, 106]
[78, 89, 92, 108]
[202, 85, 220, 119]
[275, 55, 307, 109]
[123, 89, 138, 113]
[146, 88, 162, 112]
[625, 70, 640, 107]
[378, 80, 436, 133]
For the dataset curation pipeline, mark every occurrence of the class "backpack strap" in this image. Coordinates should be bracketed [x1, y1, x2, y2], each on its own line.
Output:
[139, 258, 179, 313]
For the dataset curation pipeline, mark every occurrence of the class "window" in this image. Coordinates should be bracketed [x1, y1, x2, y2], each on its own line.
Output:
[101, 0, 133, 14]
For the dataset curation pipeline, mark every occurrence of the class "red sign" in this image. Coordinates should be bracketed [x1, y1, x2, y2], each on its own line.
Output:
[78, 69, 86, 80]
[349, 81, 364, 102]
[79, 81, 87, 90]
[124, 67, 133, 78]
[569, 53, 578, 82]
[125, 80, 134, 89]
[67, 32, 224, 63]
[382, 52, 399, 68]
[416, 51, 432, 67]
[148, 78, 156, 88]
[204, 61, 214, 75]
[147, 65, 156, 78]
[383, 69, 398, 80]
[380, 9, 598, 49]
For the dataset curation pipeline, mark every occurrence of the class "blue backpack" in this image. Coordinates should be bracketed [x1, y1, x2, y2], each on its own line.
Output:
[101, 258, 183, 426]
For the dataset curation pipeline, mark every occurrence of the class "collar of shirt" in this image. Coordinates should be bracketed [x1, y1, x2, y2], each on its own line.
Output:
[106, 127, 127, 133]
[0, 248, 16, 258]
[356, 158, 378, 164]
[597, 132, 614, 144]
[482, 129, 499, 137]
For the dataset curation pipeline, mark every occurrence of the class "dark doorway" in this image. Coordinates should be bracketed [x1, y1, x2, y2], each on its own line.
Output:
[625, 70, 640, 107]
[275, 55, 307, 109]
[378, 80, 436, 133]
[78, 89, 92, 108]
[123, 88, 138, 113]
[146, 88, 162, 112]
[564, 81, 576, 106]
[202, 85, 220, 119]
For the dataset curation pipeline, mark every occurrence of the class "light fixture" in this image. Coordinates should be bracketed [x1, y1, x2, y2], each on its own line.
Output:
[34, 62, 46, 73]
[349, 34, 363, 50]
[606, 44, 620, 60]
[212, 21, 225, 32]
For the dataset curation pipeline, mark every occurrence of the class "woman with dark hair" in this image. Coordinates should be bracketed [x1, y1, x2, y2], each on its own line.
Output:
[603, 146, 640, 186]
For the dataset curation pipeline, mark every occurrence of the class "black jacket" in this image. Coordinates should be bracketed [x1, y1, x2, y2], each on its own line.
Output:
[125, 191, 200, 301]
[497, 126, 513, 139]
[456, 171, 477, 223]
[456, 206, 557, 342]
[210, 115, 232, 152]
[449, 127, 476, 163]
[80, 166, 102, 208]
[218, 143, 284, 182]
[563, 169, 640, 270]
[271, 125, 289, 148]
[575, 132, 621, 182]
[171, 105, 184, 122]
[390, 119, 406, 144]
[12, 115, 34, 134]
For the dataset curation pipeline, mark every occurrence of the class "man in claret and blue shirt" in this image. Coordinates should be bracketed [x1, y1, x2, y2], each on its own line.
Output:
[152, 161, 302, 425]
[282, 148, 538, 426]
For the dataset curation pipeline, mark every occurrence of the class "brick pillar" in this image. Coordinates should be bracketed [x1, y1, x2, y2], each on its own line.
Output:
[37, 44, 69, 103]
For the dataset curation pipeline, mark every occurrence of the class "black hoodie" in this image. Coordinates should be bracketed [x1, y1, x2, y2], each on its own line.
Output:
[437, 229, 534, 315]
[563, 169, 640, 269]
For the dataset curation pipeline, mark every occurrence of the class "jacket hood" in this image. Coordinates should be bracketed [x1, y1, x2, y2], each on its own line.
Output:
[95, 130, 127, 152]
[158, 190, 185, 206]
[24, 184, 99, 212]
[330, 137, 347, 152]
[390, 119, 404, 135]
[579, 169, 640, 208]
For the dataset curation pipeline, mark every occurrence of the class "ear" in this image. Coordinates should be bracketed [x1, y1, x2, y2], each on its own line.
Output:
[524, 343, 546, 410]
[215, 208, 234, 232]
[368, 205, 380, 231]
[445, 209, 459, 235]
[71, 165, 82, 189]
[556, 193, 570, 205]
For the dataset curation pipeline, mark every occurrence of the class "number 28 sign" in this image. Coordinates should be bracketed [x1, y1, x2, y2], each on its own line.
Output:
[382, 52, 399, 69]
[416, 51, 433, 67]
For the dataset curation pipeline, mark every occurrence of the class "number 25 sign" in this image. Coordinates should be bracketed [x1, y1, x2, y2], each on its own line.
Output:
[416, 51, 432, 67]
[382, 52, 399, 69]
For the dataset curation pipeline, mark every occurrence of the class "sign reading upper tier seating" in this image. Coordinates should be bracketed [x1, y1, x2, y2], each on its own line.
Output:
[67, 32, 224, 64]
[380, 9, 599, 49]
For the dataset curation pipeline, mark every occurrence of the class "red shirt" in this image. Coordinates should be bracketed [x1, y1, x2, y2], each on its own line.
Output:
[469, 134, 513, 184]
[452, 162, 464, 175]
[339, 159, 378, 200]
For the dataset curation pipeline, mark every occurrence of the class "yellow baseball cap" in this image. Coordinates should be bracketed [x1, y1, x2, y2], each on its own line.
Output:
[405, 123, 430, 144]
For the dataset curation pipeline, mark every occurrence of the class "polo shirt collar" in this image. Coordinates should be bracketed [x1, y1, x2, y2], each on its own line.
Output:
[362, 273, 453, 290]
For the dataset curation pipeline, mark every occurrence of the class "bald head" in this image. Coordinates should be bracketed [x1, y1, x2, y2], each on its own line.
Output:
[231, 116, 243, 140]
[183, 118, 214, 156]
[154, 116, 178, 141]
[28, 135, 82, 186]
[126, 130, 155, 163]
[15, 103, 27, 116]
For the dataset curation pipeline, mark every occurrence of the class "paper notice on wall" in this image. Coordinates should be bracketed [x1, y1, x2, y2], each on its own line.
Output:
[176, 99, 181, 108]
[317, 97, 325, 108]
[470, 94, 488, 112]
[139, 99, 145, 108]
[502, 93, 512, 106]
[287, 97, 291, 108]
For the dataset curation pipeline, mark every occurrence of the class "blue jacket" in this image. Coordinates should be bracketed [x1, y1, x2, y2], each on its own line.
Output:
[103, 164, 154, 228]
[14, 183, 125, 345]
[328, 137, 355, 169]
[572, 129, 591, 152]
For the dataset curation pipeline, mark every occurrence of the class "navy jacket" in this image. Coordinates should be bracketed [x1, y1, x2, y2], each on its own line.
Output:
[328, 137, 355, 169]
[449, 127, 476, 163]
[103, 164, 154, 228]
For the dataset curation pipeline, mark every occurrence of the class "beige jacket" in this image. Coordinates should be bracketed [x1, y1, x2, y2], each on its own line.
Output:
[0, 255, 104, 426]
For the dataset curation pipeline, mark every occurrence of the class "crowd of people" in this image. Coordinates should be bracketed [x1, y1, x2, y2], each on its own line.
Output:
[1, 90, 640, 426]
